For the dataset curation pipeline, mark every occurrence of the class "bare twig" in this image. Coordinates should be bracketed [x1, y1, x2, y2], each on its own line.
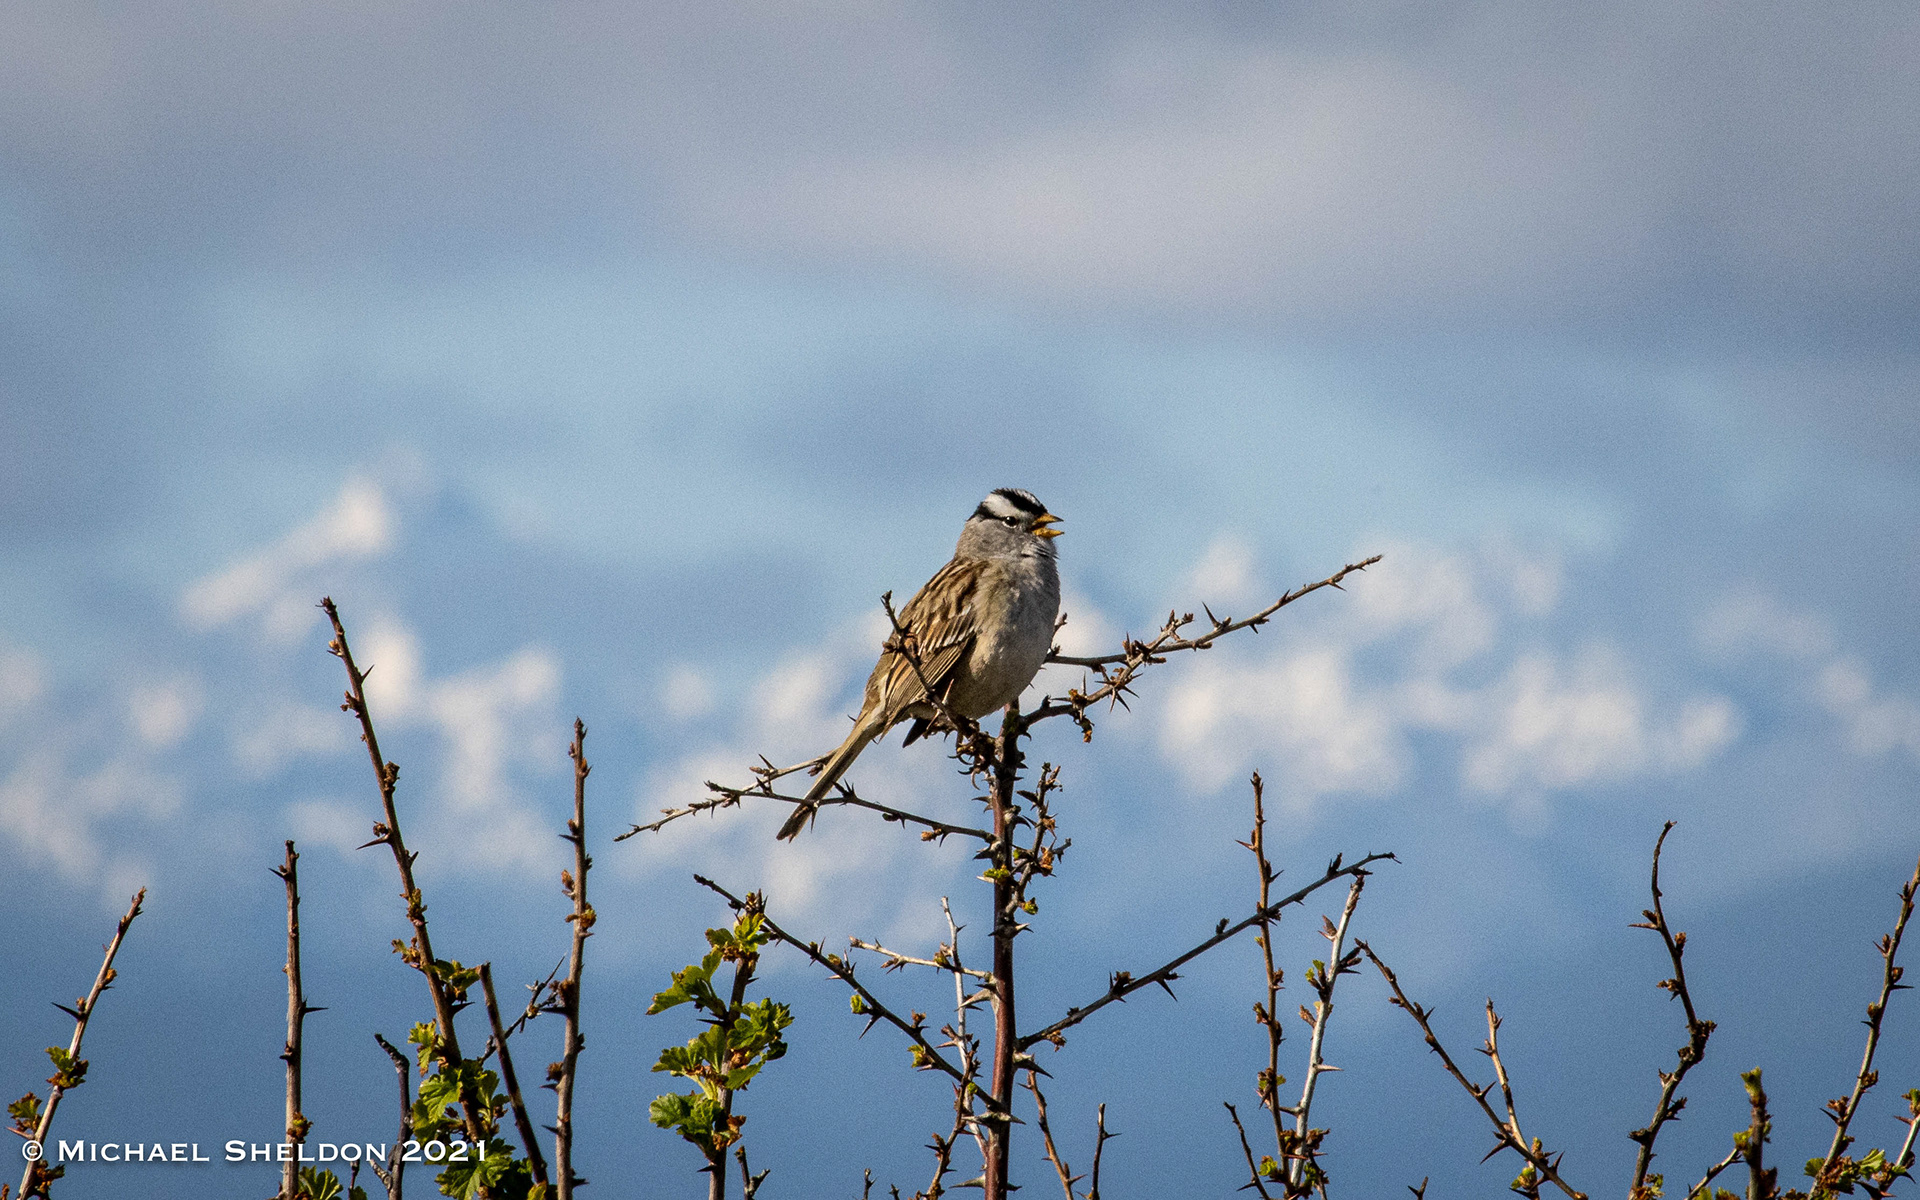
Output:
[1628, 823, 1716, 1200]
[1224, 1102, 1277, 1200]
[14, 889, 145, 1200]
[480, 964, 549, 1189]
[1358, 942, 1587, 1200]
[735, 1144, 768, 1200]
[1811, 851, 1920, 1193]
[1685, 1146, 1741, 1200]
[939, 896, 992, 1183]
[693, 875, 975, 1094]
[1030, 556, 1382, 737]
[849, 936, 993, 981]
[553, 718, 594, 1200]
[984, 703, 1024, 1200]
[1024, 1071, 1081, 1200]
[1244, 774, 1289, 1153]
[1022, 852, 1395, 1051]
[371, 1033, 414, 1200]
[1288, 873, 1366, 1194]
[322, 598, 492, 1163]
[1880, 1091, 1920, 1198]
[1087, 1105, 1113, 1200]
[274, 842, 321, 1200]
[619, 779, 989, 843]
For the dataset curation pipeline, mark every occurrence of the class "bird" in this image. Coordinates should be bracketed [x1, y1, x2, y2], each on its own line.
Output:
[776, 488, 1063, 841]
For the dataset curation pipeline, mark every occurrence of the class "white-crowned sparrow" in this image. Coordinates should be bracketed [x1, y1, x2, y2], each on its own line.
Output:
[777, 488, 1063, 840]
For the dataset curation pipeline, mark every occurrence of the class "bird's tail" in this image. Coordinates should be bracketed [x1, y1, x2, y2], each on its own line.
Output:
[776, 718, 882, 841]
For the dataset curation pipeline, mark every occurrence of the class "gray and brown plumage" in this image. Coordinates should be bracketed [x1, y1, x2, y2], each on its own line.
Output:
[776, 488, 1063, 841]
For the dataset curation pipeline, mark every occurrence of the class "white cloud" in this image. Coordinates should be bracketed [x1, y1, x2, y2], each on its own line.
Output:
[259, 611, 567, 873]
[1816, 660, 1920, 761]
[0, 650, 187, 902]
[1051, 588, 1118, 659]
[1701, 590, 1920, 768]
[1154, 542, 1741, 816]
[420, 646, 565, 866]
[163, 474, 570, 876]
[180, 477, 394, 641]
[286, 796, 377, 857]
[1699, 590, 1838, 661]
[232, 700, 351, 777]
[661, 665, 718, 721]
[0, 748, 177, 899]
[0, 642, 47, 727]
[127, 675, 204, 749]
[1182, 534, 1263, 612]
[1460, 650, 1739, 800]
[1162, 647, 1406, 801]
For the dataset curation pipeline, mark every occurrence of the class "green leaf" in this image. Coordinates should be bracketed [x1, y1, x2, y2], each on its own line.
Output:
[297, 1166, 345, 1200]
[650, 1091, 726, 1153]
[407, 1021, 441, 1070]
[723, 1062, 764, 1090]
[435, 1137, 532, 1200]
[650, 1092, 694, 1128]
[7, 1091, 43, 1129]
[43, 1047, 87, 1089]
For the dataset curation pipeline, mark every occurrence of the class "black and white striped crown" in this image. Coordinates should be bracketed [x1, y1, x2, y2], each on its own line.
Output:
[972, 488, 1048, 522]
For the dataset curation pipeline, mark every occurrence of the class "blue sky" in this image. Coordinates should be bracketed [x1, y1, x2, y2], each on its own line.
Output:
[3, 3, 1918, 1197]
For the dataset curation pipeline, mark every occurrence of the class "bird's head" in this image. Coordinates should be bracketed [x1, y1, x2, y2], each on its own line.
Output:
[961, 488, 1062, 557]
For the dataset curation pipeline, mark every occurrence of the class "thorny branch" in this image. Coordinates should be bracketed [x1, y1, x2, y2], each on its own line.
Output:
[552, 718, 594, 1200]
[617, 773, 989, 844]
[1024, 1071, 1080, 1200]
[1030, 556, 1382, 739]
[848, 935, 992, 982]
[624, 554, 1378, 1200]
[1287, 873, 1366, 1195]
[12, 889, 144, 1200]
[1358, 942, 1588, 1200]
[1809, 850, 1920, 1197]
[919, 897, 990, 1200]
[479, 963, 548, 1190]
[1225, 1102, 1276, 1200]
[274, 842, 321, 1200]
[1685, 1146, 1742, 1200]
[1628, 823, 1716, 1200]
[322, 597, 493, 1165]
[1088, 1105, 1114, 1200]
[1245, 774, 1290, 1155]
[1022, 852, 1395, 1052]
[628, 558, 1384, 838]
[692, 876, 978, 1098]
[370, 1033, 413, 1200]
[1742, 1068, 1776, 1200]
[734, 1145, 767, 1200]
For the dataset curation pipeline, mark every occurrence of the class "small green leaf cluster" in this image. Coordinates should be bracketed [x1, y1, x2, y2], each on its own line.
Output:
[43, 1047, 87, 1090]
[649, 909, 793, 1162]
[292, 1165, 367, 1200]
[404, 1021, 543, 1200]
[7, 1090, 43, 1137]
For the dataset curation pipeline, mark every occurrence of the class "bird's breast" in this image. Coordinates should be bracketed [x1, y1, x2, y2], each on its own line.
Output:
[949, 559, 1061, 718]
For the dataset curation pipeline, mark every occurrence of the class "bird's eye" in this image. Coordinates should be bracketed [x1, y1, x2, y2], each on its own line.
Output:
[1003, 515, 1018, 526]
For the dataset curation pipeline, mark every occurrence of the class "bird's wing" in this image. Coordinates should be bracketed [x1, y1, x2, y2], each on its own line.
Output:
[874, 556, 982, 722]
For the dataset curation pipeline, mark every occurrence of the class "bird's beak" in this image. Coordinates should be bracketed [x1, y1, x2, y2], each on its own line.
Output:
[1032, 512, 1063, 539]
